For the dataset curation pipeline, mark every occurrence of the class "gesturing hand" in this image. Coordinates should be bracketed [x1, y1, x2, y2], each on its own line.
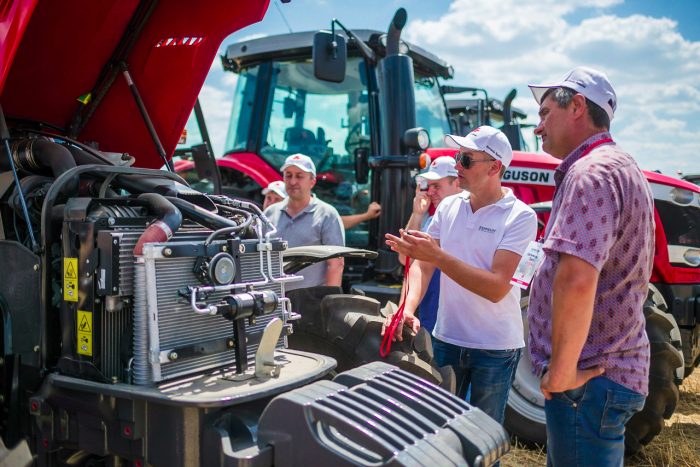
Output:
[385, 229, 439, 263]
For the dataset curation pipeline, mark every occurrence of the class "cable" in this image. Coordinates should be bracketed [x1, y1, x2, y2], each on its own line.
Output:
[274, 0, 293, 33]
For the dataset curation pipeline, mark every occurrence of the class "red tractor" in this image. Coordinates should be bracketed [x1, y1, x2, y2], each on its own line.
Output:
[178, 8, 700, 454]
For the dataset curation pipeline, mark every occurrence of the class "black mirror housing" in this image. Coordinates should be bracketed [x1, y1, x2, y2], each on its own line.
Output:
[354, 147, 370, 184]
[313, 31, 347, 83]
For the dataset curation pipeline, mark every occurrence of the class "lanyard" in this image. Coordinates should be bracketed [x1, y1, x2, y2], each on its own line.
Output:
[379, 256, 411, 358]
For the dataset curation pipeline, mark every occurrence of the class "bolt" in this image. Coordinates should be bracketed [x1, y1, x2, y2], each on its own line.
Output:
[113, 239, 118, 245]
[250, 317, 256, 325]
[222, 245, 228, 252]
[239, 245, 245, 254]
[95, 298, 101, 304]
[168, 351, 178, 361]
[112, 376, 119, 384]
[227, 339, 234, 348]
[163, 247, 173, 257]
[33, 345, 40, 352]
[33, 264, 39, 271]
[86, 259, 90, 264]
[86, 272, 90, 277]
[108, 217, 116, 226]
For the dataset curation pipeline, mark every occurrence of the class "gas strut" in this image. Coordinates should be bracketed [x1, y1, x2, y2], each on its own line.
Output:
[121, 62, 174, 171]
[0, 105, 38, 251]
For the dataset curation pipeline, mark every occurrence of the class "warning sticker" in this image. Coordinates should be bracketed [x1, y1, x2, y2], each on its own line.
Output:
[64, 257, 78, 302]
[77, 310, 92, 356]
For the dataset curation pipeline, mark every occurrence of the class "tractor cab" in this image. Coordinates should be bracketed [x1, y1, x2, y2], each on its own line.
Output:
[178, 29, 453, 250]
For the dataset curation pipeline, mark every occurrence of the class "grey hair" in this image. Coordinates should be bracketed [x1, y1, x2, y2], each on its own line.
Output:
[541, 87, 610, 130]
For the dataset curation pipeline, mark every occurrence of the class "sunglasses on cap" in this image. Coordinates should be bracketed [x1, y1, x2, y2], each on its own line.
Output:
[453, 152, 495, 169]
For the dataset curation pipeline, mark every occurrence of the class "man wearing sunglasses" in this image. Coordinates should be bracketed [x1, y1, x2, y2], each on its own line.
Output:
[384, 126, 537, 429]
[399, 156, 463, 334]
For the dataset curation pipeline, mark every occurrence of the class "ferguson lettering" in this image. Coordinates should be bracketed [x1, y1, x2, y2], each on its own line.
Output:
[503, 168, 555, 186]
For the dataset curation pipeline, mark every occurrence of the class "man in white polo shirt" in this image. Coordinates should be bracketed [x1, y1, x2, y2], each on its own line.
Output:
[400, 156, 463, 334]
[385, 126, 537, 427]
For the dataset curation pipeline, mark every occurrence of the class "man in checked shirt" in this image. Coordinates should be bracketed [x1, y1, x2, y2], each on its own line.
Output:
[527, 67, 654, 466]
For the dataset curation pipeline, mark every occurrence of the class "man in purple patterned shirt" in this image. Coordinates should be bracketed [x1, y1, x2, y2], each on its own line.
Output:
[527, 67, 654, 466]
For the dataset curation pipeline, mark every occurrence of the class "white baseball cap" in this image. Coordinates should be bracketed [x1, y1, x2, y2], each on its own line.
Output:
[444, 126, 513, 168]
[416, 156, 458, 181]
[280, 153, 316, 177]
[528, 66, 617, 121]
[262, 180, 287, 198]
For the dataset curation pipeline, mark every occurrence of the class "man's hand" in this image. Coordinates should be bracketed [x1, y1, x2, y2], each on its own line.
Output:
[385, 229, 440, 263]
[412, 186, 430, 216]
[364, 201, 382, 221]
[540, 366, 605, 400]
[381, 311, 421, 342]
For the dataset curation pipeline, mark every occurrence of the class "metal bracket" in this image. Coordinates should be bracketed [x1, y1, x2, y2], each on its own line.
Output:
[255, 318, 283, 378]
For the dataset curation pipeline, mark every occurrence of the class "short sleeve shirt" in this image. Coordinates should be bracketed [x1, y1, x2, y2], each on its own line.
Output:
[427, 188, 537, 349]
[528, 132, 654, 395]
[265, 196, 345, 291]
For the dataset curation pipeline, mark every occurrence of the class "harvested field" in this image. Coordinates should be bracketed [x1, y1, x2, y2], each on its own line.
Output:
[501, 369, 700, 466]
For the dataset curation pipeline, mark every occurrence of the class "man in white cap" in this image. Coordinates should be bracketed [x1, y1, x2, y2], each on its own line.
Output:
[399, 156, 462, 334]
[265, 153, 345, 291]
[527, 67, 653, 465]
[384, 127, 537, 430]
[262, 180, 287, 210]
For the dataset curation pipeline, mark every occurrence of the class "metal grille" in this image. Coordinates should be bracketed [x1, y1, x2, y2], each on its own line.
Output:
[131, 235, 285, 385]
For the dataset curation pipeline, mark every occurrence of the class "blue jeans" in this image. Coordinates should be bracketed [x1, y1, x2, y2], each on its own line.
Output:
[545, 376, 646, 467]
[432, 339, 521, 425]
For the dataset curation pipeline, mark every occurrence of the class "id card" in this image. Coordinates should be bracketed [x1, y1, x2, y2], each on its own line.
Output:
[511, 241, 545, 290]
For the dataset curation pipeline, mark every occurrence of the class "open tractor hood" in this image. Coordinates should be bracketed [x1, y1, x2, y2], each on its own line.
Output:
[1, 0, 270, 168]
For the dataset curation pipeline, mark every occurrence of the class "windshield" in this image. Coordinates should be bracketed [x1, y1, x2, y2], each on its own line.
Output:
[226, 57, 373, 247]
[414, 77, 450, 148]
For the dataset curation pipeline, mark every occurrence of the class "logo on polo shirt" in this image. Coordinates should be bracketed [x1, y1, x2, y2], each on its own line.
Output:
[478, 226, 497, 234]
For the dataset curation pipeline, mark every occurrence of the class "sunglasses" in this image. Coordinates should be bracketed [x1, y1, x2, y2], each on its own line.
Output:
[454, 152, 495, 169]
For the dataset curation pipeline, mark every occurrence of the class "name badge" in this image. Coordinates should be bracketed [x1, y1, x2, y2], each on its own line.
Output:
[511, 241, 545, 290]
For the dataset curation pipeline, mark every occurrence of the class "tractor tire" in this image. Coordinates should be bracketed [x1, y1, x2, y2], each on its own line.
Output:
[624, 285, 684, 454]
[504, 285, 684, 454]
[286, 287, 456, 393]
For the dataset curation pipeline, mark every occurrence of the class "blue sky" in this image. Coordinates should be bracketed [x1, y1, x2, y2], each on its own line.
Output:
[197, 0, 700, 178]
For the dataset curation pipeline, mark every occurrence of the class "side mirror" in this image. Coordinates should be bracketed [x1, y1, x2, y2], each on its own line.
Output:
[354, 147, 369, 184]
[313, 31, 346, 83]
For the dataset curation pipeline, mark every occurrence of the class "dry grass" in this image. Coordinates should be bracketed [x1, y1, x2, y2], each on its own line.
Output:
[501, 371, 700, 466]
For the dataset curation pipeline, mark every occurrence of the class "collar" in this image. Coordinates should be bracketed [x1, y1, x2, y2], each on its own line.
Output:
[458, 187, 516, 211]
[283, 195, 318, 217]
[554, 131, 613, 186]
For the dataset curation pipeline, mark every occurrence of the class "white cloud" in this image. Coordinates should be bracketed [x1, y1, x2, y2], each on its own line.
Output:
[404, 0, 700, 178]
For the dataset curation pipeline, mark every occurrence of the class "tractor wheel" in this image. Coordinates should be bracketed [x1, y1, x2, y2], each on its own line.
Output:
[504, 295, 546, 445]
[624, 284, 683, 454]
[286, 287, 455, 393]
[504, 285, 684, 454]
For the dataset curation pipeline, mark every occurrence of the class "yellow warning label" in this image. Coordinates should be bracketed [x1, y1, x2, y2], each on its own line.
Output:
[77, 310, 92, 356]
[64, 258, 78, 302]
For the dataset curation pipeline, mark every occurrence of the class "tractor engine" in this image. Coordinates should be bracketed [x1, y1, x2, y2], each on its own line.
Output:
[57, 194, 293, 386]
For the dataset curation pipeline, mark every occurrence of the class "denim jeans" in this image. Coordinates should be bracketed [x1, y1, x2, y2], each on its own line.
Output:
[432, 338, 521, 425]
[545, 376, 646, 467]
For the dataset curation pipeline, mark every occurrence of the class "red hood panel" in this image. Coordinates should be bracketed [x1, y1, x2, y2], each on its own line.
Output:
[1, 0, 270, 168]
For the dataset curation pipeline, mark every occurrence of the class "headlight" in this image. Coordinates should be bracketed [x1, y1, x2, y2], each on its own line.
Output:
[670, 187, 695, 205]
[683, 249, 700, 267]
[403, 127, 430, 152]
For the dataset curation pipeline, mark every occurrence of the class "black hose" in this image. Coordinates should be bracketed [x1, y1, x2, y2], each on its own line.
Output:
[5, 139, 79, 195]
[165, 196, 240, 230]
[133, 193, 182, 256]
